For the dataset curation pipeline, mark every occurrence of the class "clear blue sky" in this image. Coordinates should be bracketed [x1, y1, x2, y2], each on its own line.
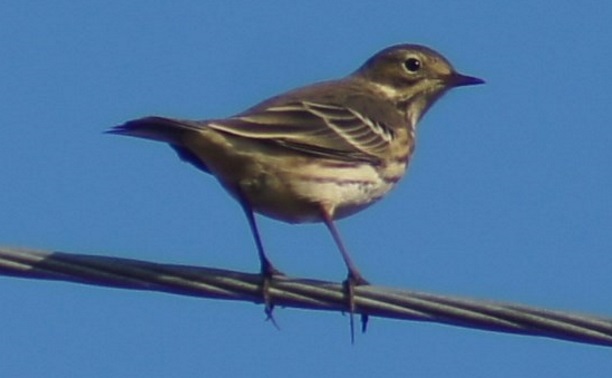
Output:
[1, 1, 611, 376]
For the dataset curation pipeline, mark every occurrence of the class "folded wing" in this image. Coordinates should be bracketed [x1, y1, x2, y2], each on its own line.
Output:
[209, 101, 396, 164]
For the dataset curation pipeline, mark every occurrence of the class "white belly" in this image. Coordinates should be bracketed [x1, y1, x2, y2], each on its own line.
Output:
[238, 161, 403, 223]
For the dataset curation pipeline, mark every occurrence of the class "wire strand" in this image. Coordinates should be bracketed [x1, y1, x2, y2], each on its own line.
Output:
[1, 246, 611, 347]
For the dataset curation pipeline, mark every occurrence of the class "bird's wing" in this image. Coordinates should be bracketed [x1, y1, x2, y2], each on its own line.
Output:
[207, 101, 397, 164]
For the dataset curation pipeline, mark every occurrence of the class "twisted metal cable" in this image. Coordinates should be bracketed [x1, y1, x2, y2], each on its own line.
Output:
[1, 245, 611, 347]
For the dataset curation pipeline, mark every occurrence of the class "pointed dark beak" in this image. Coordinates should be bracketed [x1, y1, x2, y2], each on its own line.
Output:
[449, 72, 485, 87]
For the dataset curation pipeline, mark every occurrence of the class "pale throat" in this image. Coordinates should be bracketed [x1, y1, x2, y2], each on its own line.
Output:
[405, 96, 429, 129]
[403, 88, 446, 129]
[368, 81, 445, 132]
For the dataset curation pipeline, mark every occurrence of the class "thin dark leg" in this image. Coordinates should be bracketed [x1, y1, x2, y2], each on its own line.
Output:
[320, 208, 368, 285]
[241, 202, 280, 277]
[320, 207, 370, 342]
[236, 190, 282, 326]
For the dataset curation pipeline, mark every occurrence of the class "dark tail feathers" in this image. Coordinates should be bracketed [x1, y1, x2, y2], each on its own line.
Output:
[107, 116, 203, 144]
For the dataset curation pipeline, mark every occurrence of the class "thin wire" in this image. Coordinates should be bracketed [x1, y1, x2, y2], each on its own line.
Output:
[1, 246, 611, 347]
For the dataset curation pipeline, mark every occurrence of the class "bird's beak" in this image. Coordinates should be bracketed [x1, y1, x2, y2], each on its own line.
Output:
[449, 72, 485, 87]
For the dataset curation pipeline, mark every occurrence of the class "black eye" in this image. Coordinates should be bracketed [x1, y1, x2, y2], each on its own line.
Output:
[404, 58, 421, 73]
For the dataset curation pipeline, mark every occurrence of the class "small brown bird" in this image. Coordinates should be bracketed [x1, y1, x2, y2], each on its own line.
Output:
[109, 43, 483, 314]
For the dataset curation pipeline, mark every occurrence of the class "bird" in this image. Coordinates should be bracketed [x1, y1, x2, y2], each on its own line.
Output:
[108, 43, 484, 318]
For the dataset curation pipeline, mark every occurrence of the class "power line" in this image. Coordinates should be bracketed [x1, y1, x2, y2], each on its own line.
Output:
[1, 246, 610, 347]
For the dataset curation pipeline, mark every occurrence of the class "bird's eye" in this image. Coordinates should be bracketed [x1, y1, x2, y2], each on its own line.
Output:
[403, 58, 422, 73]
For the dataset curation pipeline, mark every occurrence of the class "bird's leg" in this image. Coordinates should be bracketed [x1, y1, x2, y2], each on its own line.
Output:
[320, 206, 370, 342]
[237, 190, 283, 327]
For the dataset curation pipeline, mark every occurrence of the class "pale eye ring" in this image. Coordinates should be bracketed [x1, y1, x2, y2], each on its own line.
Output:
[403, 58, 422, 73]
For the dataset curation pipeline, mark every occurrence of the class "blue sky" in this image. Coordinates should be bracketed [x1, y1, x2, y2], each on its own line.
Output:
[1, 1, 611, 376]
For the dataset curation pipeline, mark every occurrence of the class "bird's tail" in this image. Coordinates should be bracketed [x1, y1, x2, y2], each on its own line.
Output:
[107, 116, 204, 144]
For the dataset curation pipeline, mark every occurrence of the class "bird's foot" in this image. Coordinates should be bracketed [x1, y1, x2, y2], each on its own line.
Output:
[260, 260, 284, 329]
[343, 271, 370, 343]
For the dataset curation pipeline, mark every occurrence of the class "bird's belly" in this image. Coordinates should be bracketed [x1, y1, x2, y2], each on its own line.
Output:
[238, 161, 402, 223]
